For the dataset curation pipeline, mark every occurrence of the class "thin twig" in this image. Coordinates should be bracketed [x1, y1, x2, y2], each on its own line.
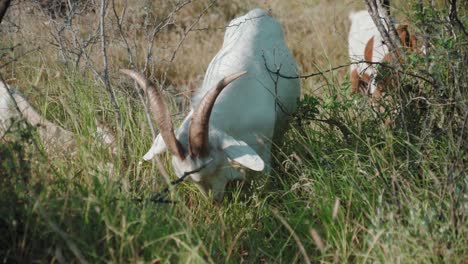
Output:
[38, 207, 89, 264]
[111, 0, 134, 67]
[168, 1, 215, 63]
[192, 14, 267, 31]
[0, 47, 41, 69]
[100, 0, 122, 128]
[448, 0, 467, 36]
[363, 0, 403, 67]
[142, 0, 192, 74]
[0, 0, 11, 24]
[263, 59, 434, 85]
[139, 159, 213, 204]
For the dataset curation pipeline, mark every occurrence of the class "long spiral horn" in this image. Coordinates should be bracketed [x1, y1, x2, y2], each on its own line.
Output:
[121, 69, 186, 159]
[188, 71, 247, 157]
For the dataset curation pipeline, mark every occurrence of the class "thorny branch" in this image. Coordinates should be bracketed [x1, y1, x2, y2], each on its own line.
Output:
[262, 53, 292, 117]
[261, 54, 355, 141]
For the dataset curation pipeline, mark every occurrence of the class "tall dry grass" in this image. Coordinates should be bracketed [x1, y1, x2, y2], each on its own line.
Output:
[0, 0, 465, 262]
[2, 1, 362, 92]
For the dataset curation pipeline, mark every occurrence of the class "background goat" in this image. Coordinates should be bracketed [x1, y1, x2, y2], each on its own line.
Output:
[123, 8, 300, 201]
[348, 10, 419, 98]
[0, 80, 75, 148]
[0, 80, 115, 152]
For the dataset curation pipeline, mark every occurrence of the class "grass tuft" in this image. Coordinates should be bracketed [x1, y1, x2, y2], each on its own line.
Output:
[0, 0, 466, 262]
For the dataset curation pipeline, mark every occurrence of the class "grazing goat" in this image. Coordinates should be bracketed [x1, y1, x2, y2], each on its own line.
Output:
[348, 10, 419, 98]
[0, 80, 75, 148]
[0, 80, 115, 152]
[123, 8, 300, 201]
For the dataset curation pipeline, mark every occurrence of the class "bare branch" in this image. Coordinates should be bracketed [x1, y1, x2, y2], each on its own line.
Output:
[0, 47, 41, 69]
[375, 0, 403, 50]
[111, 0, 134, 67]
[0, 0, 11, 24]
[100, 0, 122, 128]
[142, 0, 192, 75]
[363, 0, 403, 67]
[168, 1, 215, 63]
[272, 209, 312, 264]
[263, 59, 434, 85]
[448, 0, 467, 36]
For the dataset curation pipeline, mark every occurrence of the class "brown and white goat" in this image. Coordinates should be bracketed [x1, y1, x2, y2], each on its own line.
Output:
[348, 10, 420, 98]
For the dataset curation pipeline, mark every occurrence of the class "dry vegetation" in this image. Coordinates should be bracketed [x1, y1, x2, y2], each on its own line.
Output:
[3, 1, 365, 94]
[0, 0, 466, 262]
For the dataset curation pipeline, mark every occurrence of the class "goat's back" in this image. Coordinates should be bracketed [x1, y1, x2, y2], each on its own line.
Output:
[348, 10, 389, 73]
[193, 9, 300, 150]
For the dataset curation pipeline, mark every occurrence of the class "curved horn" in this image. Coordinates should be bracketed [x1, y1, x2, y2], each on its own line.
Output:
[12, 92, 74, 144]
[189, 71, 247, 157]
[120, 69, 185, 159]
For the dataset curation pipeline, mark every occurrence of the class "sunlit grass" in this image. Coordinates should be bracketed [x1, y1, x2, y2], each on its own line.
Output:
[1, 0, 466, 262]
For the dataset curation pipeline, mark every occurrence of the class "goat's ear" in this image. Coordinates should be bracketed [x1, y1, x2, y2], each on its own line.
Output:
[143, 112, 192, 161]
[364, 36, 375, 62]
[220, 133, 265, 171]
[143, 134, 167, 160]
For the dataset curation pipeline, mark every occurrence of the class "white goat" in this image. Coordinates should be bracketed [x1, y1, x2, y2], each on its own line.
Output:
[0, 80, 115, 151]
[0, 80, 75, 147]
[122, 8, 300, 201]
[348, 10, 419, 97]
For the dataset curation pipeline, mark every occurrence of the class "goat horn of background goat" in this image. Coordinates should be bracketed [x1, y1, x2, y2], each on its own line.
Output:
[120, 69, 186, 160]
[12, 93, 73, 141]
[188, 71, 247, 157]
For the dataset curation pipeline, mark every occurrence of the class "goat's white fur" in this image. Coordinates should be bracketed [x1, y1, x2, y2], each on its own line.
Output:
[348, 10, 425, 97]
[0, 80, 74, 146]
[348, 10, 390, 94]
[0, 80, 115, 151]
[144, 8, 300, 200]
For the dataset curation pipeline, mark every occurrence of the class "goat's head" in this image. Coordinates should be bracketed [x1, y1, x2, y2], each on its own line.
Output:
[121, 70, 264, 201]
